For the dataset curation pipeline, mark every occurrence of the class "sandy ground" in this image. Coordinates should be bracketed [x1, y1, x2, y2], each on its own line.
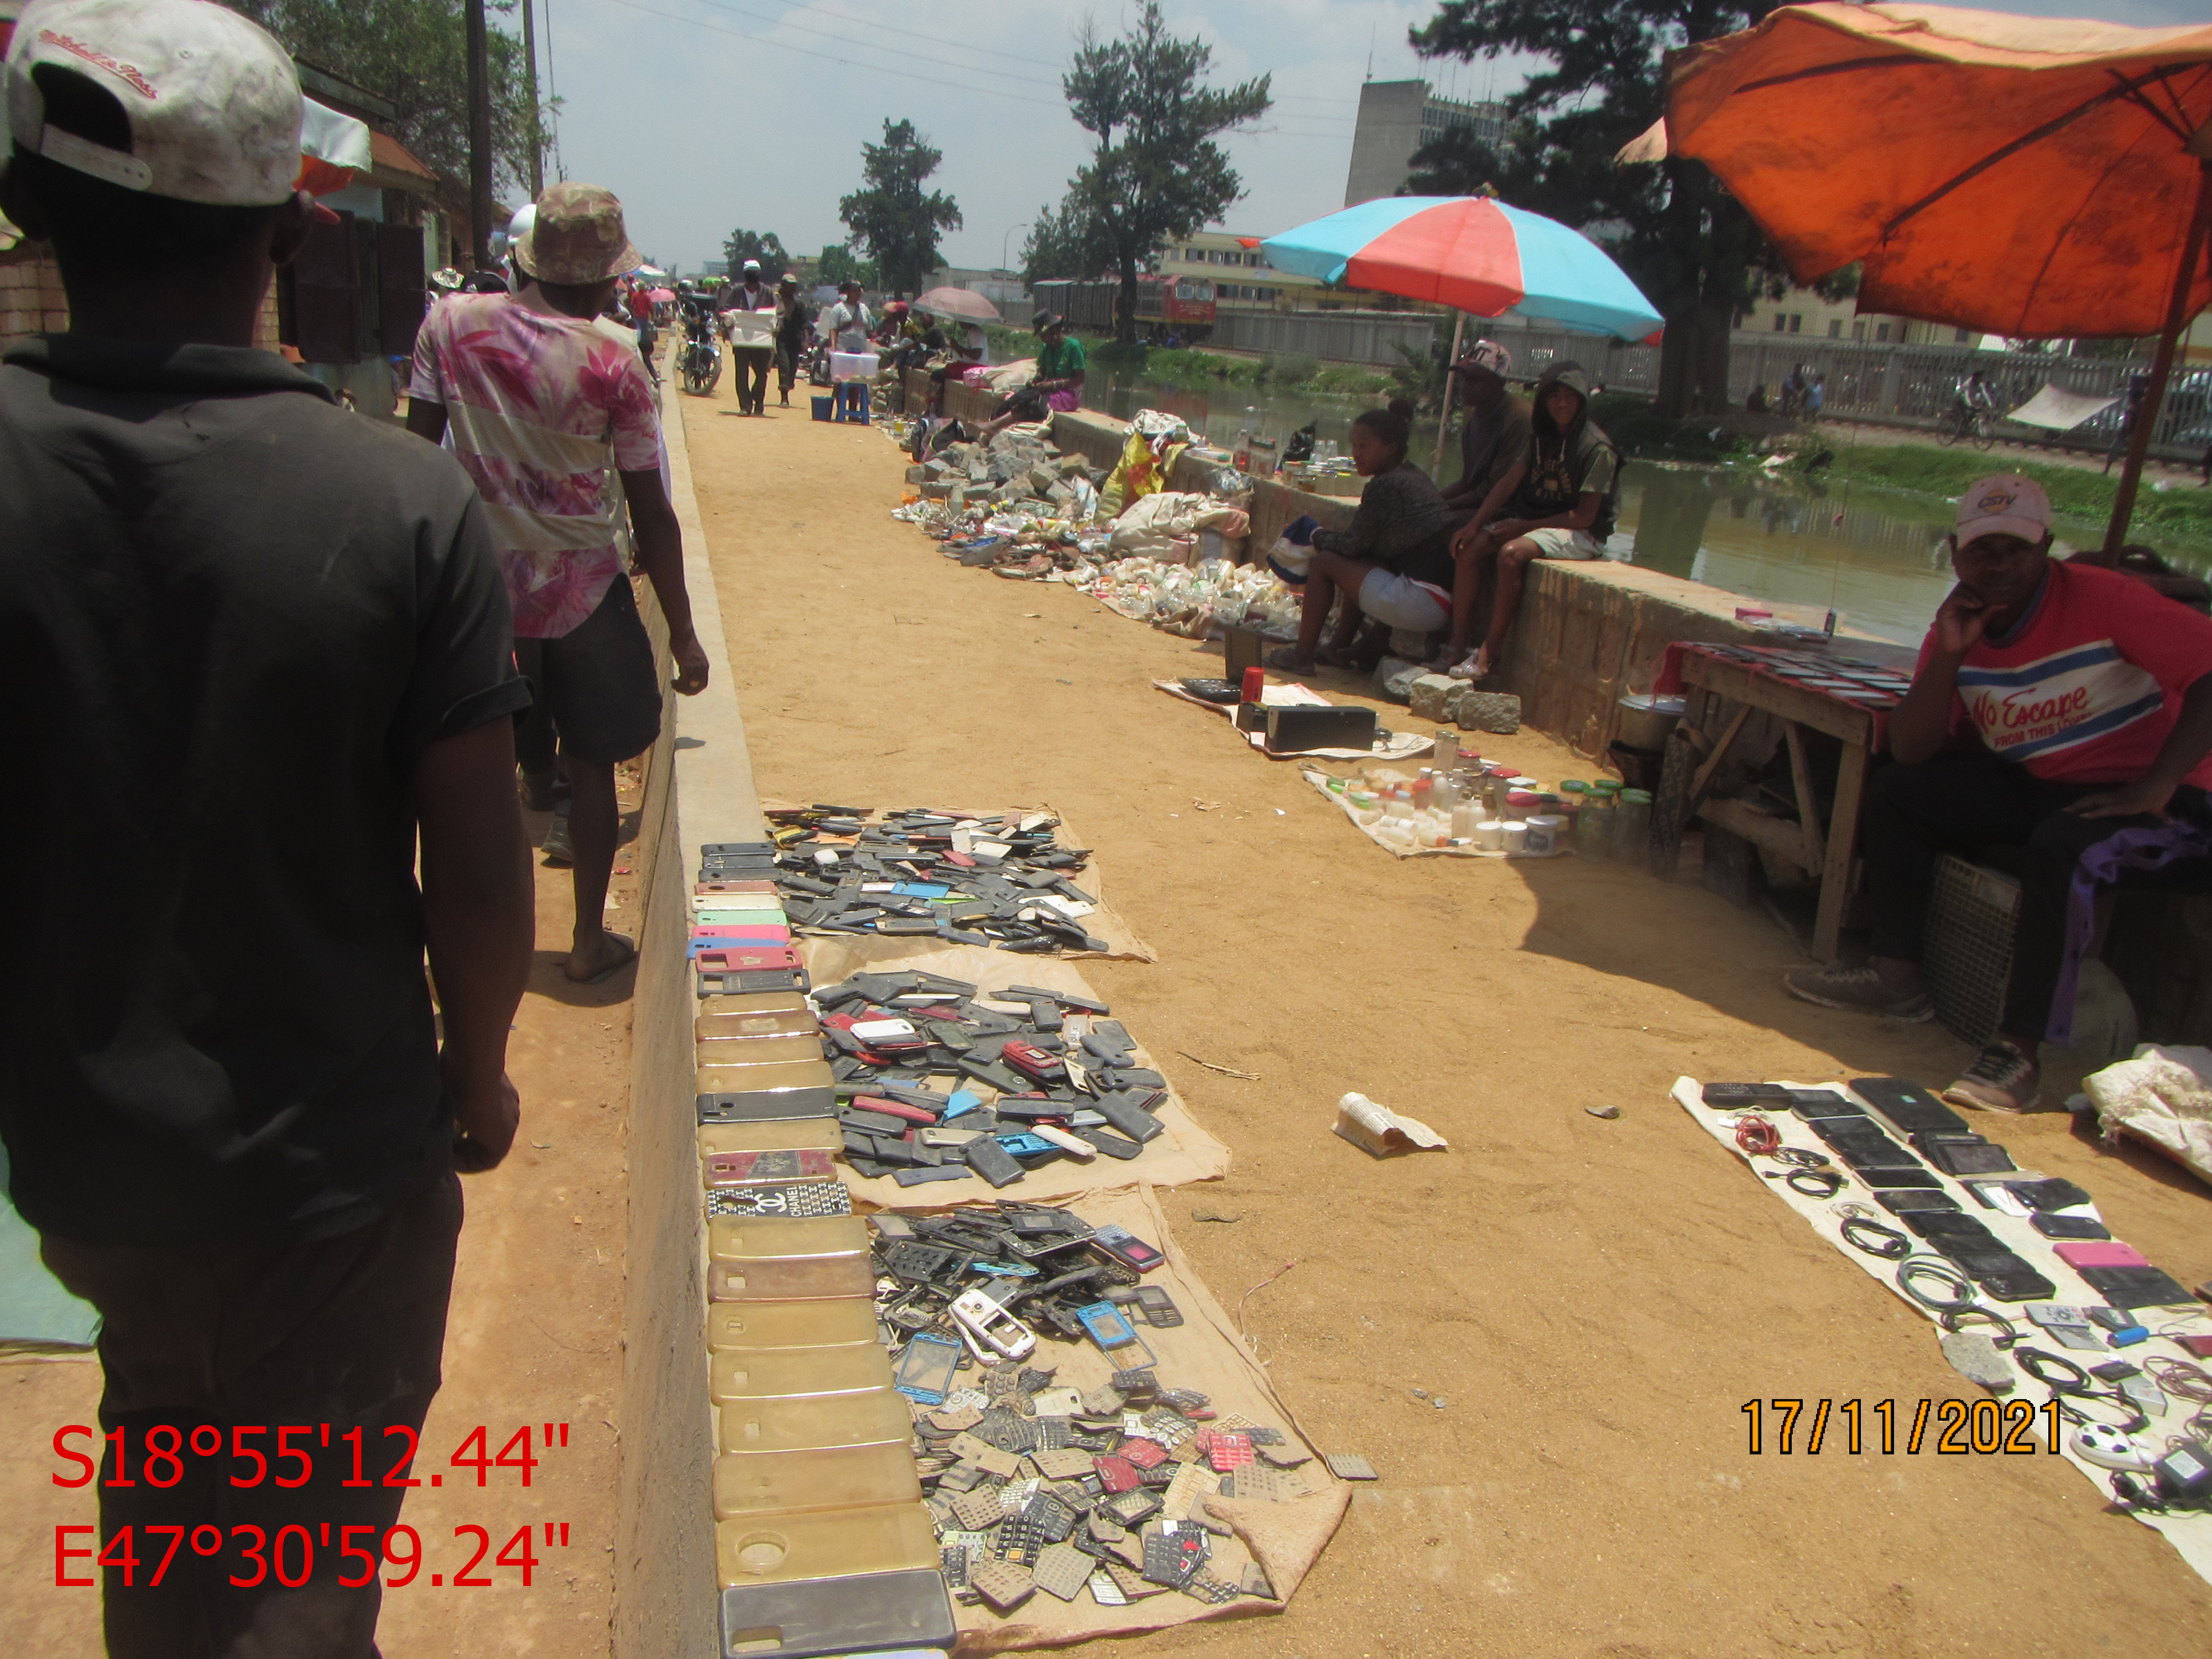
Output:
[682, 377, 2212, 1657]
[0, 788, 640, 1658]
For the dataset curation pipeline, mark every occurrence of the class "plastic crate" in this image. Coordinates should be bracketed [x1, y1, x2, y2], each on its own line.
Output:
[1923, 854, 2018, 1044]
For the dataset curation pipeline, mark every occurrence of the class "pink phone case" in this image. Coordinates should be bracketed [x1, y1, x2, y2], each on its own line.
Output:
[2052, 1240, 2148, 1269]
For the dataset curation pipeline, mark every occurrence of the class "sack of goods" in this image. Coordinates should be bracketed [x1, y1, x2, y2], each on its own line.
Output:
[1266, 515, 1322, 586]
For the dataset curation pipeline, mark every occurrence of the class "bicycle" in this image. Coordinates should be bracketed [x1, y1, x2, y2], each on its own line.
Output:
[1939, 401, 1997, 450]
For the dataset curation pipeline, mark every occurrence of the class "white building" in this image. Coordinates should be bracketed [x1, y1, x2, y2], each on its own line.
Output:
[1343, 79, 1510, 206]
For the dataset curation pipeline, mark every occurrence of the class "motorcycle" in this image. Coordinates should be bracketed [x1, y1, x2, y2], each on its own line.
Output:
[677, 301, 722, 396]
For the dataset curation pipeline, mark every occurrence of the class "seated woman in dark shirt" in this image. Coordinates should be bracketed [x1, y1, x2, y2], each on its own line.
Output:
[1269, 400, 1455, 674]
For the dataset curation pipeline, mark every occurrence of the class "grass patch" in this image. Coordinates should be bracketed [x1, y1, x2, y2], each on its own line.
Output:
[1073, 341, 1397, 400]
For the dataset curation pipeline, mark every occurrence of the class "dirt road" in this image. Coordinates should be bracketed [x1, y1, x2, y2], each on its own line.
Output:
[681, 378, 2212, 1656]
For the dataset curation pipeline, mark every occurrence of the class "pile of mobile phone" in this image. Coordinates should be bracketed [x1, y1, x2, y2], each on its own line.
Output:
[814, 970, 1169, 1191]
[760, 805, 1110, 954]
[866, 1204, 1310, 1614]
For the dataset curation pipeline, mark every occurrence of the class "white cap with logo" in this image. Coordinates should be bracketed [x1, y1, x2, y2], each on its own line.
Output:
[5, 0, 303, 206]
[1955, 474, 2052, 549]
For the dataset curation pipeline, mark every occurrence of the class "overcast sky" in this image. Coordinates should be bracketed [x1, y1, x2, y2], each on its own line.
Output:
[529, 0, 2201, 276]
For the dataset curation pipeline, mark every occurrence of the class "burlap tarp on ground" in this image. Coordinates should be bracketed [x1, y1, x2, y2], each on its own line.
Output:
[900, 1182, 1350, 1651]
[1673, 1077, 2212, 1588]
[799, 941, 1230, 1209]
[761, 802, 1157, 963]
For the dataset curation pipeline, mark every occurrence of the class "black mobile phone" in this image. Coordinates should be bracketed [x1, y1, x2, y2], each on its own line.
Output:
[1702, 1082, 1796, 1107]
[1092, 1224, 1166, 1274]
[1850, 1076, 1969, 1137]
[1135, 1286, 1183, 1327]
[2031, 1212, 2112, 1240]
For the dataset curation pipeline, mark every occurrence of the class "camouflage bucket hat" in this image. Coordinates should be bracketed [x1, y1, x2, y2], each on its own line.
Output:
[519, 181, 640, 284]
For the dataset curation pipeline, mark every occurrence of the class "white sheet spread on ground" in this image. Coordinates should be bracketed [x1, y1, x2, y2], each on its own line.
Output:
[1672, 1076, 2212, 1585]
[1296, 764, 1575, 862]
[761, 801, 1157, 963]
[878, 1183, 1350, 1651]
[799, 941, 1230, 1208]
[1151, 679, 1430, 761]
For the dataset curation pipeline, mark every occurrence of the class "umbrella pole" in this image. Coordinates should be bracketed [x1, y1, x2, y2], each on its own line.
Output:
[2103, 161, 2212, 556]
[1432, 312, 1467, 477]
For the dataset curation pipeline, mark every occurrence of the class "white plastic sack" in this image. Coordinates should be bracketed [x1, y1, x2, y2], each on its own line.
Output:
[2086, 1045, 2212, 1188]
[1108, 491, 1249, 558]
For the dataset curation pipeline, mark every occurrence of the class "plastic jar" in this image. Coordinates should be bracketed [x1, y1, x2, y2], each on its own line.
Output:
[1615, 788, 1654, 870]
[1575, 796, 1616, 859]
[1524, 813, 1567, 855]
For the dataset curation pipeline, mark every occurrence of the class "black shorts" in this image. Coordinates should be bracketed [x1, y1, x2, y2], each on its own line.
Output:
[512, 575, 663, 765]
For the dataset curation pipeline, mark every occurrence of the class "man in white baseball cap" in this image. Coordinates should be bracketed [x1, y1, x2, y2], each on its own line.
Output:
[0, 3, 536, 1652]
[1787, 473, 2212, 1114]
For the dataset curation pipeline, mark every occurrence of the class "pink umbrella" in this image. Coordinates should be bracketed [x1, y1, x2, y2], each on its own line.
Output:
[648, 287, 676, 304]
[915, 285, 1003, 325]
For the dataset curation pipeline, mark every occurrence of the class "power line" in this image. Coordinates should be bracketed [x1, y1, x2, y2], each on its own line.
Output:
[676, 0, 1064, 94]
[596, 0, 1069, 108]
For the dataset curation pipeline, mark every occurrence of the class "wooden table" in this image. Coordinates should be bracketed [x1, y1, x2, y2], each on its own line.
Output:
[1651, 641, 1917, 960]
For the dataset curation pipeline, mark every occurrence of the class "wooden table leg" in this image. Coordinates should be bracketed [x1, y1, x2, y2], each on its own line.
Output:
[1813, 738, 1870, 961]
[1783, 721, 1825, 874]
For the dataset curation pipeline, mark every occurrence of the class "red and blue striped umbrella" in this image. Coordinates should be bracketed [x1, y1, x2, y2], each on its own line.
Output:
[1260, 197, 1664, 342]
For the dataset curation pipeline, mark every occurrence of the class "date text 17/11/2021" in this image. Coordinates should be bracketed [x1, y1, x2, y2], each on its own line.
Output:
[1743, 1397, 2067, 1456]
[55, 1521, 573, 1589]
[51, 1421, 573, 1489]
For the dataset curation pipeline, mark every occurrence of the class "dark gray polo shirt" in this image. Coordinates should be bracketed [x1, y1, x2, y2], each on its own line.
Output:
[0, 336, 531, 1245]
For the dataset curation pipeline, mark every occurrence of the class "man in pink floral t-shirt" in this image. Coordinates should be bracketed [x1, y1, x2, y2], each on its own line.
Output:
[409, 182, 709, 983]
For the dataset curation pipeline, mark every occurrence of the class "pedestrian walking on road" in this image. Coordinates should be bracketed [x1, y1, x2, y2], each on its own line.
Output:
[0, 4, 536, 1652]
[774, 275, 812, 406]
[722, 258, 776, 414]
[409, 180, 712, 984]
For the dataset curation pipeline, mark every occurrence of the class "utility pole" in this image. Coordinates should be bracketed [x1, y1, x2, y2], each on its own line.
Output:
[466, 0, 493, 269]
[521, 0, 544, 200]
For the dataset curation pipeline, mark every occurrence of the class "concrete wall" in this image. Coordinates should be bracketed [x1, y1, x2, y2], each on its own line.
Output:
[613, 386, 765, 1659]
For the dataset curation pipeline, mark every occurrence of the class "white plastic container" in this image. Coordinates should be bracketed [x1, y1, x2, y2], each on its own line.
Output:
[1501, 819, 1529, 853]
[1523, 813, 1567, 856]
[1474, 821, 1506, 852]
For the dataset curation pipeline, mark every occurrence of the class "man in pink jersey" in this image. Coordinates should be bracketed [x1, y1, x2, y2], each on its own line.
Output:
[409, 181, 710, 984]
[1786, 476, 2212, 1112]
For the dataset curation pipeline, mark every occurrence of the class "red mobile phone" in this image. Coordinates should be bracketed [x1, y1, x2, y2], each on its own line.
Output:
[1092, 1224, 1165, 1274]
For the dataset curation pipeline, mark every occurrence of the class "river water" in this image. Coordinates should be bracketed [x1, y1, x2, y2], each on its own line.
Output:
[1081, 368, 2212, 648]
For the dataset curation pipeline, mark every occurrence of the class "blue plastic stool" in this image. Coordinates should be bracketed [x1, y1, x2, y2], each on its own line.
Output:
[835, 382, 870, 423]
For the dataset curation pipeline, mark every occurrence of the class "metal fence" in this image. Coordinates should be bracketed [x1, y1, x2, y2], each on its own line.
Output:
[1481, 320, 2199, 462]
[1212, 307, 1441, 366]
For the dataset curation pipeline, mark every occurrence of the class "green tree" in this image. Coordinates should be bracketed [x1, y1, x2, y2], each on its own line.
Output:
[1019, 196, 1108, 288]
[1057, 1, 1272, 343]
[721, 228, 789, 284]
[816, 243, 881, 291]
[837, 119, 962, 297]
[1411, 0, 1785, 417]
[234, 1, 542, 198]
[1402, 124, 1505, 197]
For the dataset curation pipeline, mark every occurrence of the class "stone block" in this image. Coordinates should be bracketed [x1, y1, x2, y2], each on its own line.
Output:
[1407, 674, 1461, 722]
[1457, 691, 1522, 735]
[1375, 658, 1423, 703]
[920, 481, 952, 500]
[904, 465, 931, 484]
[1029, 463, 1059, 493]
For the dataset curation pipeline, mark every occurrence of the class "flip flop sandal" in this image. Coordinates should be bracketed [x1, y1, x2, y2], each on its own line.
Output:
[1445, 653, 1486, 681]
[573, 932, 639, 985]
[1264, 646, 1313, 671]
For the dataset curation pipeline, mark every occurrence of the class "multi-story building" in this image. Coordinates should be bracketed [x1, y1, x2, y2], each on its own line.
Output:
[1343, 79, 1510, 206]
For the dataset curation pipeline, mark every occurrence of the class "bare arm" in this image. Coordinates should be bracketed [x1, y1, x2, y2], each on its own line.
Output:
[1888, 585, 1991, 764]
[414, 717, 535, 1171]
[2070, 670, 2212, 819]
[1451, 461, 1529, 555]
[618, 467, 711, 696]
[406, 398, 448, 446]
[1489, 488, 1600, 543]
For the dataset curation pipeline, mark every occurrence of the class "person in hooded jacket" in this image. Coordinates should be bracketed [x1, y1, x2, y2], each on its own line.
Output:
[1436, 363, 1619, 681]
